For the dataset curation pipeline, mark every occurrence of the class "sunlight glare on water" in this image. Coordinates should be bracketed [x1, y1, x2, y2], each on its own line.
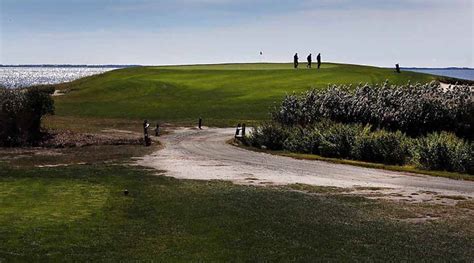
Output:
[0, 67, 119, 88]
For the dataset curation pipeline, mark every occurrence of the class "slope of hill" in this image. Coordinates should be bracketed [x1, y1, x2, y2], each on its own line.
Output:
[54, 63, 436, 126]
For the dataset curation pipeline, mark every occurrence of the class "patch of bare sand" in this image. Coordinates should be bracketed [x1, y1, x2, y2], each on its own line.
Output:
[36, 162, 86, 168]
[348, 187, 473, 206]
[52, 90, 65, 96]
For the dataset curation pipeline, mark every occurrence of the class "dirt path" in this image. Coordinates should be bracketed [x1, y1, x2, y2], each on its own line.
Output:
[137, 128, 474, 204]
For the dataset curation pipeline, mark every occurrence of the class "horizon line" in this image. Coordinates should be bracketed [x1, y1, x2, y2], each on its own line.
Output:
[1, 62, 473, 70]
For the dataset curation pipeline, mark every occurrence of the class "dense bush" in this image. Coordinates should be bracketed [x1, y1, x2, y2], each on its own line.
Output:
[272, 82, 474, 139]
[248, 121, 473, 174]
[283, 128, 321, 154]
[0, 86, 55, 146]
[247, 122, 290, 150]
[318, 123, 362, 158]
[249, 121, 410, 164]
[27, 85, 56, 95]
[415, 132, 473, 174]
[251, 81, 474, 173]
[352, 129, 412, 165]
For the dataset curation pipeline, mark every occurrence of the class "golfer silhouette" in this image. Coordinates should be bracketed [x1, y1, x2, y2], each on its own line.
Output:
[294, 53, 299, 69]
[317, 53, 321, 69]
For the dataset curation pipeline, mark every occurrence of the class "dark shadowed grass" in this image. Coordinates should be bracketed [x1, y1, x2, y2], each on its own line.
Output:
[53, 63, 436, 126]
[1, 164, 473, 261]
[0, 144, 157, 168]
[43, 115, 146, 133]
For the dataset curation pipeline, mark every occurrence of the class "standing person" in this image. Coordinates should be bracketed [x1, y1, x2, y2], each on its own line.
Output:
[395, 64, 401, 73]
[294, 53, 299, 69]
[143, 120, 149, 137]
[307, 53, 312, 68]
[317, 53, 321, 69]
[143, 120, 151, 146]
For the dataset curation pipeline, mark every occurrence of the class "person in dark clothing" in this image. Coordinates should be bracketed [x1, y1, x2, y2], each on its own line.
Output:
[317, 53, 321, 69]
[307, 53, 312, 68]
[143, 120, 149, 136]
[395, 64, 401, 73]
[294, 53, 299, 69]
[143, 120, 151, 146]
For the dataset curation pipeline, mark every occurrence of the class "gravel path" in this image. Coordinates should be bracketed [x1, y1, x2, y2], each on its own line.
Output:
[137, 128, 474, 203]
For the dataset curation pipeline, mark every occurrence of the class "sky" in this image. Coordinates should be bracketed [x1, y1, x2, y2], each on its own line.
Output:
[0, 0, 473, 67]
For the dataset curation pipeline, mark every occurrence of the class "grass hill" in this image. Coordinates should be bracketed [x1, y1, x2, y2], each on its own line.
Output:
[54, 63, 437, 126]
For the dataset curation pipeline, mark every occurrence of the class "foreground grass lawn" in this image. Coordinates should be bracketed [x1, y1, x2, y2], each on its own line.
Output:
[1, 164, 473, 261]
[54, 63, 436, 126]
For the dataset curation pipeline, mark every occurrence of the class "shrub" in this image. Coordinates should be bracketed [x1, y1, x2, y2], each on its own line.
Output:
[352, 129, 412, 165]
[22, 85, 56, 95]
[247, 122, 290, 150]
[283, 128, 322, 154]
[0, 86, 55, 146]
[415, 132, 473, 174]
[250, 120, 473, 174]
[318, 123, 363, 158]
[273, 82, 474, 139]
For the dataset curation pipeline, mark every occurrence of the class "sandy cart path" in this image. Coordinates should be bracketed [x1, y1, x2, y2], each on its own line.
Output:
[137, 128, 474, 203]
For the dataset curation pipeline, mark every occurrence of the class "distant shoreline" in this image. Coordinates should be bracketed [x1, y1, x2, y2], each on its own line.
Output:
[0, 64, 472, 70]
[402, 68, 474, 81]
[0, 64, 139, 68]
[402, 67, 473, 70]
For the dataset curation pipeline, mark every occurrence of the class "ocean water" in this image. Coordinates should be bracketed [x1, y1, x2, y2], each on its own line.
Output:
[404, 68, 474, 81]
[0, 66, 120, 88]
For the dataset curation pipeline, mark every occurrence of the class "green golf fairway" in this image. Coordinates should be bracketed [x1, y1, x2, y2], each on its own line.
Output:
[54, 63, 436, 126]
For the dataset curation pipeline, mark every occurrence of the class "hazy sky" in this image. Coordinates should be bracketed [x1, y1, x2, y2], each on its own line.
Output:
[1, 0, 473, 67]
